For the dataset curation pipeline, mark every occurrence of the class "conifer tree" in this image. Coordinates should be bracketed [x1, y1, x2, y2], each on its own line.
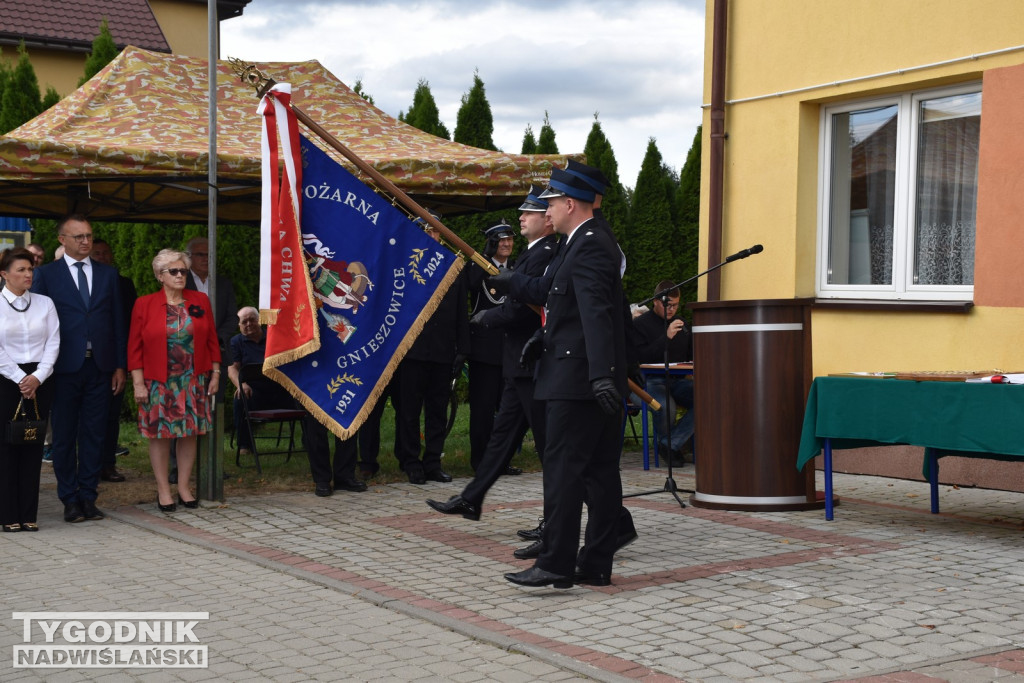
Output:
[582, 114, 628, 242]
[624, 138, 679, 301]
[78, 19, 120, 86]
[675, 126, 702, 310]
[41, 86, 61, 110]
[352, 79, 375, 105]
[0, 59, 11, 126]
[398, 79, 450, 139]
[536, 112, 558, 154]
[0, 43, 42, 134]
[453, 71, 496, 151]
[521, 124, 537, 154]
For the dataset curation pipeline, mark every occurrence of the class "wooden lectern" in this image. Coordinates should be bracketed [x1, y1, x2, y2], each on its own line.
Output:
[688, 298, 822, 511]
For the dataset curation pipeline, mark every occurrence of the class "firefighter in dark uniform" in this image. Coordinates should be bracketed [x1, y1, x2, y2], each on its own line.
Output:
[426, 185, 557, 522]
[393, 223, 470, 485]
[502, 166, 629, 589]
[466, 221, 516, 472]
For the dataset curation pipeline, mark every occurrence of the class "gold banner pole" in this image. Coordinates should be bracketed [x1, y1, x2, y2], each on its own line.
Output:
[232, 60, 498, 276]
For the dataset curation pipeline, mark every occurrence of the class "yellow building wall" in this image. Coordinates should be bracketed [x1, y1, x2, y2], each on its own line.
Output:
[148, 0, 212, 59]
[700, 0, 1024, 376]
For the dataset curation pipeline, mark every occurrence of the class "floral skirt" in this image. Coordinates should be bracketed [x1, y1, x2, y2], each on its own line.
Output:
[138, 369, 212, 439]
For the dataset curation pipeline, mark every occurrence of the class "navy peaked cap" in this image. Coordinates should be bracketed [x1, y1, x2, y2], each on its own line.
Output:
[538, 168, 596, 202]
[565, 159, 609, 194]
[518, 183, 549, 212]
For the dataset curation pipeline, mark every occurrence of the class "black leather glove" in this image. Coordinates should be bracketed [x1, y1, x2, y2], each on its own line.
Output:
[591, 377, 622, 416]
[451, 353, 466, 379]
[518, 330, 544, 369]
[487, 268, 515, 295]
[470, 310, 489, 327]
[483, 237, 499, 259]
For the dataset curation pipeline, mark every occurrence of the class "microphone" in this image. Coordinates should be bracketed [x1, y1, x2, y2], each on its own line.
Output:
[724, 244, 764, 263]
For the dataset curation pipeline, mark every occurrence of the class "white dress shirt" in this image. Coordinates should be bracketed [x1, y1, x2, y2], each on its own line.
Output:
[63, 253, 93, 294]
[190, 269, 210, 296]
[0, 287, 61, 384]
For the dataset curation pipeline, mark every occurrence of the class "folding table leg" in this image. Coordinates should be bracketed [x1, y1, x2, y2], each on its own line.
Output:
[824, 438, 834, 521]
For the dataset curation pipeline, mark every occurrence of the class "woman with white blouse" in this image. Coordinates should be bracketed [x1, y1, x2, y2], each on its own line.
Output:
[0, 248, 60, 532]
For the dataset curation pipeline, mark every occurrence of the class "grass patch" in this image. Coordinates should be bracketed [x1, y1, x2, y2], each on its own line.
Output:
[96, 398, 544, 506]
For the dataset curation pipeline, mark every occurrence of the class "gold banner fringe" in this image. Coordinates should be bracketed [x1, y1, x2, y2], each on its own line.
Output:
[264, 256, 467, 440]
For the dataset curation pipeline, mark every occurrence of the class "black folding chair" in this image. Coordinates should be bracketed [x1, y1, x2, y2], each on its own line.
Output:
[236, 364, 306, 474]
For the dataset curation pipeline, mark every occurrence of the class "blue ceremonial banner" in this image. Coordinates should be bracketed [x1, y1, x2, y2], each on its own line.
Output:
[266, 136, 464, 437]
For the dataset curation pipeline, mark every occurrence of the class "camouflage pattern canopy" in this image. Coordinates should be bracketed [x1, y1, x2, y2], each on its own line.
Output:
[0, 47, 575, 223]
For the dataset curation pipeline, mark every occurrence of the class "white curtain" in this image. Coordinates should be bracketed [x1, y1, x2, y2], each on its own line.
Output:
[914, 95, 980, 286]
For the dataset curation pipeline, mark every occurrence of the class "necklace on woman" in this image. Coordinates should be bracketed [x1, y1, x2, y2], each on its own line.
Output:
[4, 292, 30, 313]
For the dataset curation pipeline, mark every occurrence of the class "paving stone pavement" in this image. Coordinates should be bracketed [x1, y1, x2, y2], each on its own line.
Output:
[5, 454, 1024, 682]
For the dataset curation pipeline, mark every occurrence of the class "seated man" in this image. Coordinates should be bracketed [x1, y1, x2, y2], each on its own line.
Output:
[227, 307, 293, 454]
[632, 280, 694, 463]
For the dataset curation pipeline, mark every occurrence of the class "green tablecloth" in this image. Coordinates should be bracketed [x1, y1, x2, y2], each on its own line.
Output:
[797, 377, 1024, 470]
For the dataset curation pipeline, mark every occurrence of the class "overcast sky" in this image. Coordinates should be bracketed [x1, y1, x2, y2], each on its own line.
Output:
[220, 0, 706, 187]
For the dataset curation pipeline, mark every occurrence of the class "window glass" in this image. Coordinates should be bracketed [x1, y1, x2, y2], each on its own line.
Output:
[819, 85, 980, 300]
[913, 92, 980, 286]
[828, 105, 897, 285]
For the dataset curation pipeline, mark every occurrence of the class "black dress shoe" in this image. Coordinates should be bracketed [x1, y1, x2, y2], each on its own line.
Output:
[335, 476, 368, 493]
[517, 517, 545, 541]
[504, 566, 572, 589]
[81, 500, 105, 520]
[426, 495, 481, 521]
[424, 469, 452, 483]
[573, 571, 612, 587]
[407, 469, 426, 485]
[158, 500, 176, 513]
[64, 501, 86, 524]
[513, 539, 544, 560]
[314, 482, 333, 497]
[503, 465, 523, 476]
[178, 496, 199, 509]
[100, 467, 126, 482]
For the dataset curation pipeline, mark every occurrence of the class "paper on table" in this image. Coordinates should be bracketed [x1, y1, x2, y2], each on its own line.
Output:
[965, 373, 1024, 384]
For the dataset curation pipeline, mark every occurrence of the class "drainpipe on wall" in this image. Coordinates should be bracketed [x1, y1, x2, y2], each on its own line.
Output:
[706, 0, 728, 301]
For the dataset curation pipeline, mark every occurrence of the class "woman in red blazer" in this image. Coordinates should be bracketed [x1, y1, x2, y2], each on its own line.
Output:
[129, 249, 221, 512]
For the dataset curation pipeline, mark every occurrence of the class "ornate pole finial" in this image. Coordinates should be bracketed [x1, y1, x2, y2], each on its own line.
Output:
[228, 57, 277, 98]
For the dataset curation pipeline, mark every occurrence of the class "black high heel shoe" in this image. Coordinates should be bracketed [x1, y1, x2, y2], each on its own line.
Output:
[157, 495, 176, 513]
[178, 495, 198, 509]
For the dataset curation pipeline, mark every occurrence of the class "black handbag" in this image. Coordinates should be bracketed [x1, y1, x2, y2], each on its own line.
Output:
[5, 397, 46, 446]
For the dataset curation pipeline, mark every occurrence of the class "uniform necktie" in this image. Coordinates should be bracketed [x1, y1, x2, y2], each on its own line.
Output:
[74, 261, 90, 308]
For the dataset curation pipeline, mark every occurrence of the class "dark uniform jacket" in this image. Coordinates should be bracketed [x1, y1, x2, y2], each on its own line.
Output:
[466, 258, 509, 367]
[406, 273, 470, 364]
[473, 234, 558, 379]
[533, 219, 627, 401]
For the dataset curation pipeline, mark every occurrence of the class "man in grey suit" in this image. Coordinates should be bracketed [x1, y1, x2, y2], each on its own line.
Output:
[32, 215, 127, 523]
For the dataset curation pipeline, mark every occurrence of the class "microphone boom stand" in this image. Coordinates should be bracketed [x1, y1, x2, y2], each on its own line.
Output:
[623, 245, 763, 507]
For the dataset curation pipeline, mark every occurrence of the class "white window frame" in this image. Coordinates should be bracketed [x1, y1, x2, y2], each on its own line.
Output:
[816, 82, 981, 301]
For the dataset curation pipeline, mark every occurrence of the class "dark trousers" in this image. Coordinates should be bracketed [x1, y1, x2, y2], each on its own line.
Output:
[537, 399, 623, 577]
[0, 364, 54, 525]
[50, 358, 111, 504]
[337, 392, 386, 475]
[394, 359, 450, 474]
[304, 413, 356, 485]
[462, 378, 542, 506]
[468, 360, 503, 470]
